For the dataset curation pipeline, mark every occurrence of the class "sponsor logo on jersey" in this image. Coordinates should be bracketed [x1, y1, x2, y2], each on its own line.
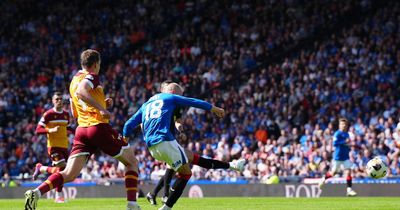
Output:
[171, 160, 182, 168]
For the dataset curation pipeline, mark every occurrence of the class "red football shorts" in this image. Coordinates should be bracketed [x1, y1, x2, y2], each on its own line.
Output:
[47, 147, 69, 166]
[69, 123, 128, 158]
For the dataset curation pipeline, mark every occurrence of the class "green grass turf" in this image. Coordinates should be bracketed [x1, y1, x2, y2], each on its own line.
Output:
[1, 197, 400, 210]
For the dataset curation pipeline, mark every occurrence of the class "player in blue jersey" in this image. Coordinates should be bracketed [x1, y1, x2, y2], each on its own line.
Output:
[146, 107, 183, 205]
[123, 82, 245, 210]
[147, 81, 186, 205]
[319, 118, 357, 196]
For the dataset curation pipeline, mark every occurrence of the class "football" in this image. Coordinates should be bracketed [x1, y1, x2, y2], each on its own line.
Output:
[366, 157, 388, 179]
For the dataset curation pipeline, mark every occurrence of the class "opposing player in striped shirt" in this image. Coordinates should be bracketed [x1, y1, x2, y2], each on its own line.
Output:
[33, 92, 74, 203]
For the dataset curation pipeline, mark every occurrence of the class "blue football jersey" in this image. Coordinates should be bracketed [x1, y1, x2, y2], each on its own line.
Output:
[332, 130, 350, 161]
[123, 93, 212, 147]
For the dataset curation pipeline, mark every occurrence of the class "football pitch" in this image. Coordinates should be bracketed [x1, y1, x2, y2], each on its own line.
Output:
[1, 197, 400, 210]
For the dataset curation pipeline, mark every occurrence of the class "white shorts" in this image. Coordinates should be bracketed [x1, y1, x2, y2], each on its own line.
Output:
[331, 159, 352, 172]
[148, 140, 188, 171]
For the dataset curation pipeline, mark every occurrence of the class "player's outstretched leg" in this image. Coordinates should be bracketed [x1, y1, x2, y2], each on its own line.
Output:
[146, 192, 157, 206]
[162, 168, 175, 203]
[147, 173, 166, 205]
[161, 195, 168, 205]
[147, 167, 175, 205]
[345, 170, 357, 196]
[115, 147, 141, 210]
[32, 163, 62, 180]
[32, 162, 65, 203]
[24, 172, 64, 210]
[54, 185, 65, 203]
[54, 165, 66, 203]
[147, 189, 160, 205]
[159, 165, 191, 210]
[191, 153, 245, 172]
[125, 170, 140, 210]
[229, 159, 246, 172]
[32, 163, 43, 180]
[319, 171, 333, 189]
[24, 190, 39, 210]
[24, 155, 86, 210]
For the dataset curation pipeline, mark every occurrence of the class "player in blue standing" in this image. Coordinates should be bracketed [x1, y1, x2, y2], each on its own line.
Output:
[319, 118, 357, 196]
[123, 82, 245, 210]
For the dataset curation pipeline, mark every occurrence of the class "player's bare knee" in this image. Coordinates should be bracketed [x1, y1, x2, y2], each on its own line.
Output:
[123, 157, 138, 173]
[177, 169, 192, 180]
[117, 151, 138, 171]
[60, 155, 87, 182]
[177, 164, 191, 175]
[60, 170, 78, 183]
[124, 157, 138, 168]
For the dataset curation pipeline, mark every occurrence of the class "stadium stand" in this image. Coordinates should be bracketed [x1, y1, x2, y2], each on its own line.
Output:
[1, 0, 399, 186]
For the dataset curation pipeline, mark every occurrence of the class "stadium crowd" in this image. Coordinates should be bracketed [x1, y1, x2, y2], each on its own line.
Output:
[1, 0, 400, 186]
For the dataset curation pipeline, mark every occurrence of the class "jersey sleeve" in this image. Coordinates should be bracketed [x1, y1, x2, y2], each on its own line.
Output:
[35, 123, 47, 134]
[170, 95, 212, 111]
[36, 113, 48, 134]
[123, 107, 143, 137]
[85, 73, 100, 89]
[38, 113, 48, 126]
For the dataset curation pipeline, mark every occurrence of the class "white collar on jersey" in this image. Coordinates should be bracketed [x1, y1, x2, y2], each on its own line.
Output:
[53, 107, 63, 114]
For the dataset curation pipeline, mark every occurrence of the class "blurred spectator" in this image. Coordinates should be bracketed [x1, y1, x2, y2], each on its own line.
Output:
[1, 0, 400, 183]
[1, 173, 18, 187]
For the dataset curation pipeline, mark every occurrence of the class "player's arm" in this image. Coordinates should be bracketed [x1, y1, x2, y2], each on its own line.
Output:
[171, 95, 225, 118]
[175, 118, 187, 142]
[35, 122, 48, 134]
[105, 98, 113, 109]
[70, 98, 78, 119]
[175, 118, 184, 133]
[75, 79, 110, 118]
[35, 115, 59, 134]
[123, 108, 143, 141]
[345, 137, 351, 146]
[173, 108, 184, 132]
